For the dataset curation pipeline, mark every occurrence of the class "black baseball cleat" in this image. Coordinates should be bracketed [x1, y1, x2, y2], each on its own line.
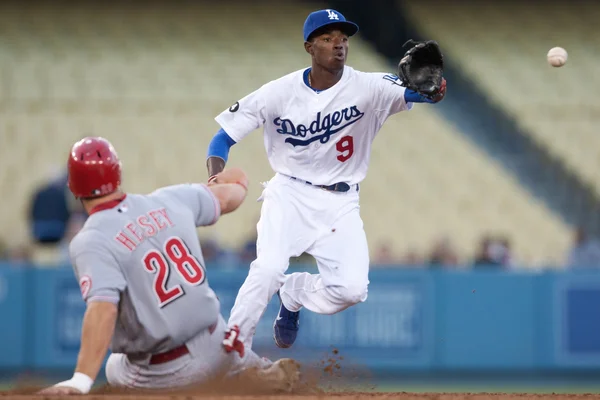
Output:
[273, 291, 300, 348]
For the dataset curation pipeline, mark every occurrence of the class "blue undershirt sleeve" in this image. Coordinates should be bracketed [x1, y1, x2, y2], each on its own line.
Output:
[404, 89, 435, 104]
[206, 128, 237, 163]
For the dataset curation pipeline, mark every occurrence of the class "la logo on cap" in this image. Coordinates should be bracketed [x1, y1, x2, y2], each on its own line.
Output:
[326, 9, 339, 20]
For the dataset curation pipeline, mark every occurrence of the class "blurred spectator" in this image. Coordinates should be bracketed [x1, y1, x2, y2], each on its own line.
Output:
[57, 214, 88, 265]
[400, 247, 423, 267]
[494, 236, 514, 267]
[472, 235, 501, 268]
[428, 236, 459, 268]
[0, 240, 6, 261]
[238, 233, 257, 264]
[373, 241, 398, 265]
[28, 169, 72, 244]
[66, 184, 86, 218]
[202, 238, 223, 264]
[5, 244, 32, 266]
[238, 214, 260, 265]
[472, 234, 513, 268]
[195, 234, 240, 269]
[566, 226, 600, 268]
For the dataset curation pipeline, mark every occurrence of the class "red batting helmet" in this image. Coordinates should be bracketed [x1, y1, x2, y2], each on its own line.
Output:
[67, 137, 122, 199]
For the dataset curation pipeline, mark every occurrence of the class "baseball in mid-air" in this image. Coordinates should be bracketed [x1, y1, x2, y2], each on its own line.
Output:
[547, 47, 568, 67]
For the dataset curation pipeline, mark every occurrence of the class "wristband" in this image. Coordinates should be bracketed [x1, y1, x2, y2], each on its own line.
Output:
[55, 372, 93, 394]
[208, 175, 218, 184]
[404, 89, 433, 104]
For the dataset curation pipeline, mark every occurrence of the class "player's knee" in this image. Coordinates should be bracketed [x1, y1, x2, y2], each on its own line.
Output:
[336, 282, 369, 306]
[105, 353, 126, 387]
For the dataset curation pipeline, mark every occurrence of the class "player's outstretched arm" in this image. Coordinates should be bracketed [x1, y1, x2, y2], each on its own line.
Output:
[74, 302, 118, 382]
[207, 167, 249, 215]
[38, 301, 118, 395]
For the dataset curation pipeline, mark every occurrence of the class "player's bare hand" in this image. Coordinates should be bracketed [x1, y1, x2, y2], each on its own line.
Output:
[37, 385, 84, 395]
[431, 77, 447, 103]
[210, 168, 248, 190]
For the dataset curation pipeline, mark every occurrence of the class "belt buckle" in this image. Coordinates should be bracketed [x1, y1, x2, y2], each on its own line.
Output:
[336, 183, 350, 192]
[321, 183, 348, 192]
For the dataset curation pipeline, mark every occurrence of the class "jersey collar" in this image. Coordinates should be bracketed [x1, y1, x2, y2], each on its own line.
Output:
[88, 194, 127, 216]
[303, 67, 348, 94]
[304, 68, 325, 94]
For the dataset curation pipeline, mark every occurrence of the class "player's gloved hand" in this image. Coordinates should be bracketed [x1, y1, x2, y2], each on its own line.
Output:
[223, 325, 245, 358]
[397, 39, 446, 103]
[404, 78, 446, 104]
[37, 386, 83, 396]
[37, 372, 93, 395]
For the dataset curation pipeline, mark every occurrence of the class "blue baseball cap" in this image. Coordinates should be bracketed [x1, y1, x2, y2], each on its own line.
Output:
[303, 9, 359, 42]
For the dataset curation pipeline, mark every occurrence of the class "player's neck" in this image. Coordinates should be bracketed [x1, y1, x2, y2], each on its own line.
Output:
[309, 65, 344, 91]
[82, 191, 125, 215]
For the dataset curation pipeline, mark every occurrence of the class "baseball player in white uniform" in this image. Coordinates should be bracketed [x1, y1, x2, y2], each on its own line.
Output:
[39, 137, 300, 396]
[205, 9, 446, 350]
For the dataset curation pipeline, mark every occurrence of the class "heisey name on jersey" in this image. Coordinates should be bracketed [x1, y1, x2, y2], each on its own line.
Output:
[274, 105, 365, 147]
[114, 208, 174, 252]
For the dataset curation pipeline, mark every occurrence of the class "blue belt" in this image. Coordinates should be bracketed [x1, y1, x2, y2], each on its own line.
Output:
[289, 176, 359, 193]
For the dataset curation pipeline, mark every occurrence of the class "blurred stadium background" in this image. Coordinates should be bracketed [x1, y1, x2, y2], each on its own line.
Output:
[1, 0, 600, 394]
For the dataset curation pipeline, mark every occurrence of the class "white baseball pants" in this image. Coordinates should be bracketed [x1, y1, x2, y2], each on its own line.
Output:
[228, 173, 370, 348]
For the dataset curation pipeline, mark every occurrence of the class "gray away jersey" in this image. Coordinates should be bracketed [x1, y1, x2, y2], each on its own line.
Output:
[69, 184, 222, 355]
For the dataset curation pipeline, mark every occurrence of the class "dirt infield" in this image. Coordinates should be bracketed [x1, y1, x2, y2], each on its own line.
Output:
[4, 392, 600, 399]
[2, 349, 599, 400]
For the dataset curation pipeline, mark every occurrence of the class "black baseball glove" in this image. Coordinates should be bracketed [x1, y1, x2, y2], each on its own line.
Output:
[397, 39, 445, 103]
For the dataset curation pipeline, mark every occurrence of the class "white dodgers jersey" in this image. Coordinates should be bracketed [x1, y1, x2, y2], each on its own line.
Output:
[215, 65, 413, 186]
